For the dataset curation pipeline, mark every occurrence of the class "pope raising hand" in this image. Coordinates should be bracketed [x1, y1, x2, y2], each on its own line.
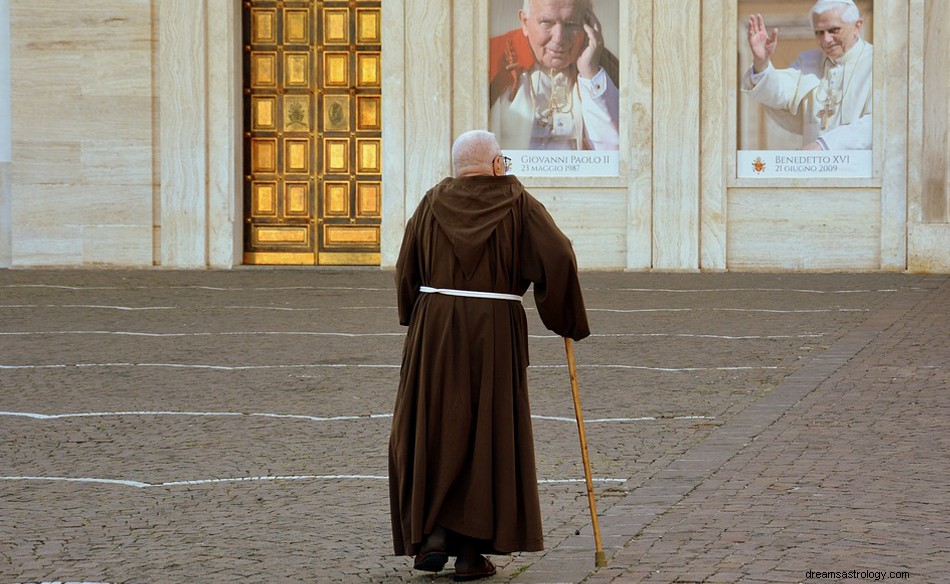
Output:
[747, 13, 778, 73]
[577, 8, 604, 79]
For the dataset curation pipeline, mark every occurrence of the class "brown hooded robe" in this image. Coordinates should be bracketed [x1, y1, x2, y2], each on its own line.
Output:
[389, 175, 590, 557]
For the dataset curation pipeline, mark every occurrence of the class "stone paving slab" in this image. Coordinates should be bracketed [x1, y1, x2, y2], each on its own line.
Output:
[0, 269, 945, 583]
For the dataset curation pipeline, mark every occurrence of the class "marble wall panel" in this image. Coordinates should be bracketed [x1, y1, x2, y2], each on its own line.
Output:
[878, 0, 909, 270]
[700, 0, 729, 271]
[81, 50, 152, 97]
[81, 140, 152, 185]
[530, 188, 628, 269]
[11, 141, 82, 184]
[159, 0, 208, 267]
[6, 51, 81, 93]
[206, 0, 243, 268]
[13, 184, 152, 227]
[11, 224, 82, 266]
[10, 0, 152, 51]
[10, 0, 154, 266]
[0, 0, 9, 166]
[727, 188, 882, 270]
[11, 79, 83, 141]
[380, 0, 407, 268]
[906, 0, 950, 272]
[78, 96, 152, 142]
[624, 0, 654, 271]
[653, 0, 700, 270]
[921, 0, 949, 223]
[82, 224, 153, 265]
[403, 1, 451, 214]
[909, 225, 950, 273]
[451, 0, 487, 137]
[380, 0, 452, 268]
[0, 163, 9, 267]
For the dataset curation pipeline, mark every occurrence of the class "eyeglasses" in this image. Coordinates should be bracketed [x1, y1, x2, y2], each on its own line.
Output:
[498, 155, 512, 173]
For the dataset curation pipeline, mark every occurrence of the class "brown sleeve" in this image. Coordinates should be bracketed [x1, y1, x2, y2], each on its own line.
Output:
[395, 211, 422, 327]
[519, 196, 590, 341]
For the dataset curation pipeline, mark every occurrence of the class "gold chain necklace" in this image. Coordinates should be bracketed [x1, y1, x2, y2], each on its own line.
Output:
[816, 41, 866, 130]
[529, 69, 575, 129]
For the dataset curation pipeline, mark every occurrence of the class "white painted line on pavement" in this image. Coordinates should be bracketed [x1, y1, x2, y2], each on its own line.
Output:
[614, 287, 896, 294]
[0, 330, 826, 340]
[2, 284, 898, 294]
[0, 330, 215, 337]
[533, 414, 715, 423]
[0, 410, 245, 420]
[588, 307, 870, 314]
[0, 475, 626, 488]
[1, 284, 394, 292]
[0, 363, 402, 370]
[0, 362, 781, 372]
[538, 478, 626, 484]
[532, 332, 826, 340]
[2, 284, 117, 290]
[0, 304, 177, 311]
[0, 330, 405, 337]
[532, 364, 781, 371]
[251, 412, 395, 422]
[711, 308, 869, 313]
[588, 308, 693, 313]
[0, 364, 70, 370]
[157, 475, 388, 486]
[588, 332, 824, 339]
[0, 476, 151, 488]
[222, 305, 397, 311]
[0, 304, 873, 314]
[0, 411, 712, 424]
[0, 304, 397, 311]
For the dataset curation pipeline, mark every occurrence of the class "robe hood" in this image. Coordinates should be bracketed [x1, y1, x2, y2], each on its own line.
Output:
[427, 175, 524, 280]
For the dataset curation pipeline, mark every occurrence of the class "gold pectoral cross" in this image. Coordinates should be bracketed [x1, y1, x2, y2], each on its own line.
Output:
[817, 86, 838, 130]
[818, 101, 836, 130]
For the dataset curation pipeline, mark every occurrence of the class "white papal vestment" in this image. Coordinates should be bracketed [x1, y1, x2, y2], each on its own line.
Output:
[741, 38, 873, 150]
[490, 66, 619, 151]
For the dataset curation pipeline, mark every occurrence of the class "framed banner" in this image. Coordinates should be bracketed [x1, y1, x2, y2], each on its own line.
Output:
[736, 0, 874, 179]
[489, 0, 620, 177]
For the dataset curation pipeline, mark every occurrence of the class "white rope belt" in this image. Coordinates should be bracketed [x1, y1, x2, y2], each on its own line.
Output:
[419, 286, 522, 302]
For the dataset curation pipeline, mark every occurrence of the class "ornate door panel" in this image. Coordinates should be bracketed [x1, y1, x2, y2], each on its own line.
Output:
[243, 0, 382, 265]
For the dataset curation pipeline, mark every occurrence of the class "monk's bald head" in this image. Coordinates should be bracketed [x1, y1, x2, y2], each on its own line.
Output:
[452, 130, 503, 177]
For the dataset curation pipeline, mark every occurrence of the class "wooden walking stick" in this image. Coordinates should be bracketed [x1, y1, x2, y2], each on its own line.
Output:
[564, 338, 607, 568]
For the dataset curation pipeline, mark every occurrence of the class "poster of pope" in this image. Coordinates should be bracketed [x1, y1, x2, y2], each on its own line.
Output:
[489, 0, 620, 176]
[737, 0, 873, 178]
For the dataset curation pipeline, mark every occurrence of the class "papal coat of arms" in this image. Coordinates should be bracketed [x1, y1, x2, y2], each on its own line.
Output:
[752, 157, 767, 174]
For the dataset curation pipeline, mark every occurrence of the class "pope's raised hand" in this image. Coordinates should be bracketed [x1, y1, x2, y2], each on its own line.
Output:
[747, 13, 778, 73]
[577, 9, 604, 80]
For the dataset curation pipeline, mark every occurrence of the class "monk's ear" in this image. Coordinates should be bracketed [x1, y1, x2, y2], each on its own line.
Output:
[519, 10, 529, 36]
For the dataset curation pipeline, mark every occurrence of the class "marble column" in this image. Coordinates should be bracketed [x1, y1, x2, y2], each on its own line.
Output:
[0, 0, 11, 266]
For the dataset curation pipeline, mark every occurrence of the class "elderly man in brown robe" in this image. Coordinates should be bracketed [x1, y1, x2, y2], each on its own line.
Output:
[389, 129, 590, 581]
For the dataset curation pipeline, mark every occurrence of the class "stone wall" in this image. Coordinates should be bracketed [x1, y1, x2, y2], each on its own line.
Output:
[9, 0, 154, 266]
[3, 0, 948, 271]
[2, 0, 14, 266]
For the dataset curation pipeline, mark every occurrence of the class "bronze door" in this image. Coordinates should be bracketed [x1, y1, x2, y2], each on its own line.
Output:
[243, 0, 382, 265]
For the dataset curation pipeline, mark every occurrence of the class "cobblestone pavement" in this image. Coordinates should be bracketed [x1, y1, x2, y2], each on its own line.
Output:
[0, 269, 946, 583]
